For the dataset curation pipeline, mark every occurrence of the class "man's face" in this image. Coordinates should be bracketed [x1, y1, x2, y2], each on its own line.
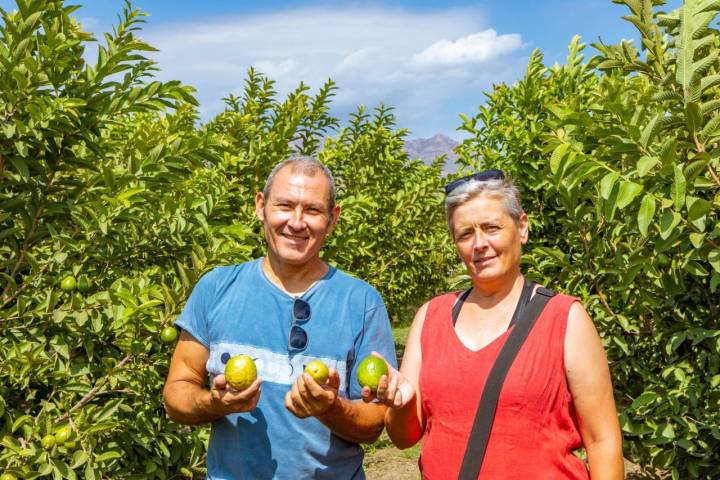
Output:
[255, 166, 340, 267]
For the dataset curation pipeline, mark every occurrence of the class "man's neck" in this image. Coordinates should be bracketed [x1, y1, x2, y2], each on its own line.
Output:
[262, 255, 329, 296]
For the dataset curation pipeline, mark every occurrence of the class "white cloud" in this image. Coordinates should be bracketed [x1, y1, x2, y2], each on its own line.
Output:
[412, 30, 523, 66]
[254, 59, 298, 79]
[136, 7, 527, 138]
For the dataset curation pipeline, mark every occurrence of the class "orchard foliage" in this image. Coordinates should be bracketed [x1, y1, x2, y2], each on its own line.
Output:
[456, 0, 720, 477]
[3, 0, 718, 478]
[0, 1, 451, 478]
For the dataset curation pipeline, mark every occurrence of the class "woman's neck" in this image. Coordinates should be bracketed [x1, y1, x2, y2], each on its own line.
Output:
[469, 273, 525, 309]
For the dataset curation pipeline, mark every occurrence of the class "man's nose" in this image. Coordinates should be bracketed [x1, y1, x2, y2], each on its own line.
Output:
[287, 208, 305, 229]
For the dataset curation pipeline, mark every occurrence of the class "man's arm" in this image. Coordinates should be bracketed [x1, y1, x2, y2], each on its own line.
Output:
[284, 369, 386, 444]
[565, 302, 624, 480]
[163, 331, 262, 425]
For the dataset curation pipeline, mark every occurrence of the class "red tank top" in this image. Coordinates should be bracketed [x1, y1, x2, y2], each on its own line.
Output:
[418, 291, 590, 479]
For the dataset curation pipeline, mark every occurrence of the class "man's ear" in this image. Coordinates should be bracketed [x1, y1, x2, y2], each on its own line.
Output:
[255, 192, 266, 222]
[327, 205, 341, 233]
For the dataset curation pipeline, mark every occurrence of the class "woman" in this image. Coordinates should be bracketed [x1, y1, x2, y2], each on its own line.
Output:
[365, 170, 623, 479]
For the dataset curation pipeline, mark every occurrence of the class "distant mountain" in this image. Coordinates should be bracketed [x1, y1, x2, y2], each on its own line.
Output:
[404, 134, 459, 173]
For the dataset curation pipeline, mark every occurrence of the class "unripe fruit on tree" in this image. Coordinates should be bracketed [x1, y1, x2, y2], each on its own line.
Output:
[224, 355, 257, 391]
[304, 360, 329, 384]
[77, 275, 91, 293]
[60, 275, 76, 292]
[41, 434, 56, 449]
[54, 425, 72, 444]
[1, 473, 18, 480]
[160, 326, 178, 343]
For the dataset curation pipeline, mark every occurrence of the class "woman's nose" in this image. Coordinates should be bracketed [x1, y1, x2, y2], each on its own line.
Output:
[473, 230, 488, 250]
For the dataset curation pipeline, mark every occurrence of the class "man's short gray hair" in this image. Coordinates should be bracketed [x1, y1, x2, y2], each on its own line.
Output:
[262, 155, 337, 211]
[445, 177, 524, 231]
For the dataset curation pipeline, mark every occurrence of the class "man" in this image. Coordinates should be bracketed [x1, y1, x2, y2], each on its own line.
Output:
[163, 155, 397, 479]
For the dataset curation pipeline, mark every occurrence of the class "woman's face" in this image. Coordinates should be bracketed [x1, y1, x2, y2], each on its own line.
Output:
[450, 193, 528, 288]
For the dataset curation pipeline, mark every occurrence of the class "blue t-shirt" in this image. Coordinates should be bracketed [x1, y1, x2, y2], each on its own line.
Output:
[175, 258, 397, 480]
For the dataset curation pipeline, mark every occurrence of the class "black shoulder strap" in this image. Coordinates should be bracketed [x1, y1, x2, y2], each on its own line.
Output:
[457, 287, 554, 480]
[453, 279, 535, 328]
[451, 288, 473, 325]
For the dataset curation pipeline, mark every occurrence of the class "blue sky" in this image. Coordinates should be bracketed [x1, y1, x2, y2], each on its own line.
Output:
[2, 0, 682, 139]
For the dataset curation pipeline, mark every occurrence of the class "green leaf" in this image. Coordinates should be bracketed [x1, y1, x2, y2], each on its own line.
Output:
[660, 210, 682, 239]
[9, 156, 30, 180]
[616, 181, 643, 209]
[639, 113, 661, 148]
[630, 391, 658, 410]
[708, 249, 720, 273]
[637, 156, 660, 177]
[686, 196, 712, 221]
[685, 102, 702, 134]
[661, 422, 675, 440]
[711, 273, 720, 291]
[685, 261, 708, 276]
[689, 232, 705, 248]
[95, 450, 123, 463]
[672, 165, 686, 211]
[600, 171, 620, 199]
[85, 463, 97, 480]
[550, 143, 569, 174]
[11, 414, 32, 432]
[638, 194, 656, 236]
[116, 187, 145, 202]
[676, 2, 701, 95]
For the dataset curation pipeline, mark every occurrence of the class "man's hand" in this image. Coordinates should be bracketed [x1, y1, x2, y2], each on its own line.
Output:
[285, 368, 340, 418]
[208, 374, 263, 416]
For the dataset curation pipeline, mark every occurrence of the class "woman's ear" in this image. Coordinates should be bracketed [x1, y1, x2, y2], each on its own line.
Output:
[519, 212, 529, 244]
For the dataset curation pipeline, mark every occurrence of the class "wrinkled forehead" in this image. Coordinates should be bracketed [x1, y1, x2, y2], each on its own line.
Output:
[451, 192, 513, 221]
[267, 170, 332, 207]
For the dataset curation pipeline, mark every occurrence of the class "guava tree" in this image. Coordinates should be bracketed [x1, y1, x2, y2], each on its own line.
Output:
[0, 1, 454, 477]
[456, 0, 720, 477]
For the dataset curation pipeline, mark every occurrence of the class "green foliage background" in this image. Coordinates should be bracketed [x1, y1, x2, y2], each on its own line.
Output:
[0, 0, 718, 478]
[456, 1, 720, 477]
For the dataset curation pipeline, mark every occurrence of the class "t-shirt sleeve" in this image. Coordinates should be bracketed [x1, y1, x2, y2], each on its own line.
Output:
[174, 269, 217, 347]
[348, 297, 398, 399]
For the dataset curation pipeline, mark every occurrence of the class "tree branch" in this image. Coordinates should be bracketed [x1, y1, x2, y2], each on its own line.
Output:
[0, 260, 52, 310]
[707, 164, 720, 188]
[1, 174, 58, 300]
[54, 354, 133, 424]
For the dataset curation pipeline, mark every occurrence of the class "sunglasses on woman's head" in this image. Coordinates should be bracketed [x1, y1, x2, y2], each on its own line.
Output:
[288, 298, 311, 353]
[443, 169, 505, 195]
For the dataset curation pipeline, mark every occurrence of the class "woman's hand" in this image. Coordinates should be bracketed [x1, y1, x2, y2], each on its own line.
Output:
[361, 351, 416, 409]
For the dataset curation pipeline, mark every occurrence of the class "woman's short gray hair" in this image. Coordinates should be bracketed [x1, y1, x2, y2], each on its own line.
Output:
[262, 155, 337, 212]
[445, 176, 524, 229]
